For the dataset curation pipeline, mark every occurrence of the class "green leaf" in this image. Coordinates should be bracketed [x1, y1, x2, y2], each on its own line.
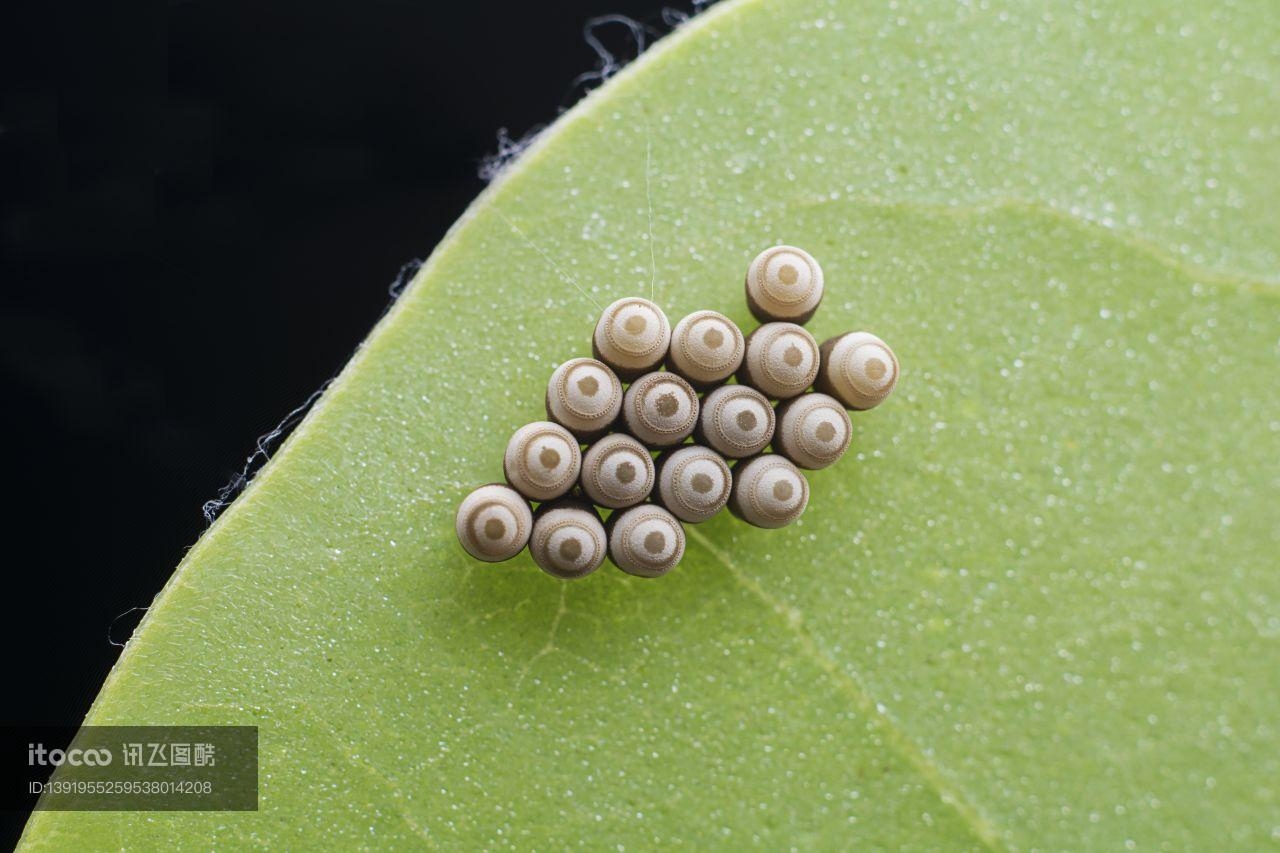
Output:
[22, 0, 1279, 847]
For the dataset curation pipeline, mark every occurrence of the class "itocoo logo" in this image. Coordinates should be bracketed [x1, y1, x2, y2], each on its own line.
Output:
[28, 743, 113, 766]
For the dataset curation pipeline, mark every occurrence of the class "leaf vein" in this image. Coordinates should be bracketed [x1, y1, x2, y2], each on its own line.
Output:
[685, 527, 1006, 851]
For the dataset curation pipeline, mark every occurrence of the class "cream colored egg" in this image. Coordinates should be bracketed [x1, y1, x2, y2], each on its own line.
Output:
[606, 505, 686, 578]
[696, 384, 776, 459]
[744, 245, 824, 324]
[502, 421, 582, 501]
[546, 357, 623, 439]
[667, 310, 745, 387]
[529, 501, 607, 579]
[774, 392, 852, 469]
[621, 372, 700, 448]
[579, 433, 655, 509]
[592, 297, 671, 380]
[455, 484, 532, 562]
[737, 322, 820, 399]
[816, 331, 899, 410]
[728, 455, 809, 529]
[654, 445, 733, 523]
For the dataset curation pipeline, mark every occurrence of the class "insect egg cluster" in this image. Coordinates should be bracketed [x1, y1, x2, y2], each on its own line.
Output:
[455, 245, 899, 580]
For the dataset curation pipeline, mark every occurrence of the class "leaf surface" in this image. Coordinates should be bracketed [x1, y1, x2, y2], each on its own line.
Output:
[22, 0, 1279, 848]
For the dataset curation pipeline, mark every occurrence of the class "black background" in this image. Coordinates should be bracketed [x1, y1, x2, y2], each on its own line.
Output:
[1, 0, 695, 841]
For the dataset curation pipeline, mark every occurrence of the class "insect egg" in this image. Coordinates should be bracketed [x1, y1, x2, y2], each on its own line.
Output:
[529, 500, 607, 579]
[606, 505, 686, 578]
[696, 384, 775, 459]
[654, 445, 733, 523]
[621, 371, 700, 448]
[666, 310, 745, 388]
[738, 322, 820, 400]
[728, 455, 810, 528]
[816, 331, 899, 410]
[455, 484, 533, 562]
[502, 421, 582, 502]
[773, 392, 852, 469]
[592, 297, 671, 380]
[579, 433, 655, 509]
[744, 245, 824, 324]
[545, 357, 623, 440]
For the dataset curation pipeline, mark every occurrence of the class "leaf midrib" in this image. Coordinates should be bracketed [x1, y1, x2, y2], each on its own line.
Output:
[685, 527, 1005, 851]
